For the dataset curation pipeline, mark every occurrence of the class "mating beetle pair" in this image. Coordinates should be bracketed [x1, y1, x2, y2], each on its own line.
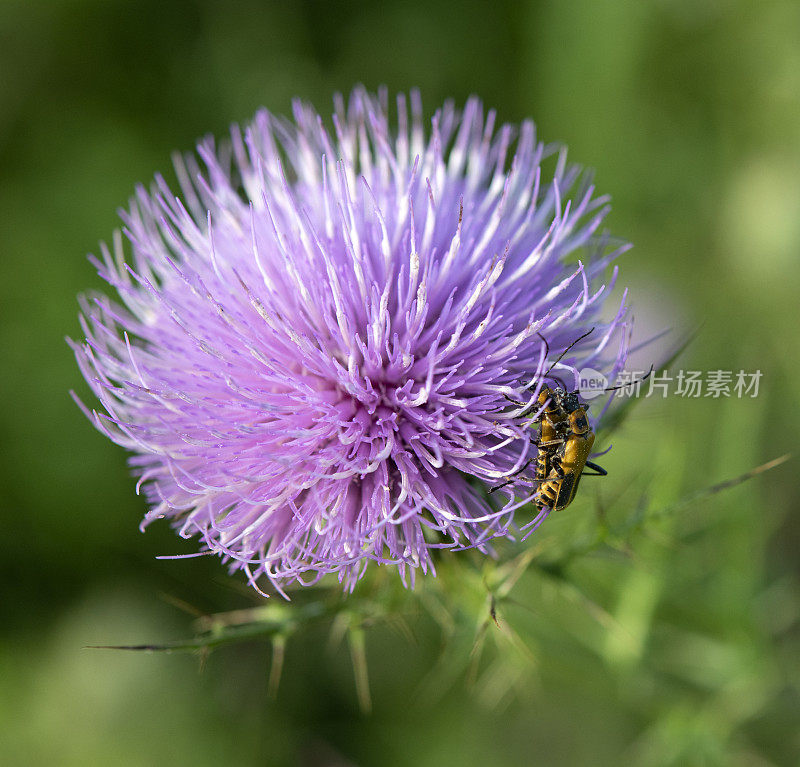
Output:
[492, 329, 649, 512]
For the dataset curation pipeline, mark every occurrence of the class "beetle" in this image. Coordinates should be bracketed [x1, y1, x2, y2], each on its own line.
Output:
[491, 329, 650, 512]
[529, 385, 607, 511]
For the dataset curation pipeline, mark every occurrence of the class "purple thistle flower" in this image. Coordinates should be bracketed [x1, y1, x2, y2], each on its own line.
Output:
[71, 88, 631, 595]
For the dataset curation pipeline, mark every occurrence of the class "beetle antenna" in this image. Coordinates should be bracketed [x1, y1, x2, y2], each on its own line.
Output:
[530, 331, 559, 391]
[534, 333, 567, 389]
[537, 328, 593, 391]
[602, 365, 655, 393]
[536, 332, 550, 360]
[542, 328, 594, 379]
[534, 333, 560, 383]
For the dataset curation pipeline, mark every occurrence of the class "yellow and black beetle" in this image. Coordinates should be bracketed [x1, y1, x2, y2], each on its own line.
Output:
[492, 329, 649, 512]
[528, 385, 607, 512]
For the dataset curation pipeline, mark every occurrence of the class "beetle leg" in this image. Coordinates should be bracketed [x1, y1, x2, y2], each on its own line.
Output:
[582, 460, 608, 477]
[504, 392, 549, 421]
[537, 438, 564, 449]
[488, 457, 536, 493]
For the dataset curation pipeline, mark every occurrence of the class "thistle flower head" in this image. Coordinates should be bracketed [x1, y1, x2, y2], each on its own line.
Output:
[72, 88, 630, 594]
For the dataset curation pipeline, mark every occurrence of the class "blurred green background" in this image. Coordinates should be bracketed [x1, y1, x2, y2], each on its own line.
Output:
[1, 1, 799, 765]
